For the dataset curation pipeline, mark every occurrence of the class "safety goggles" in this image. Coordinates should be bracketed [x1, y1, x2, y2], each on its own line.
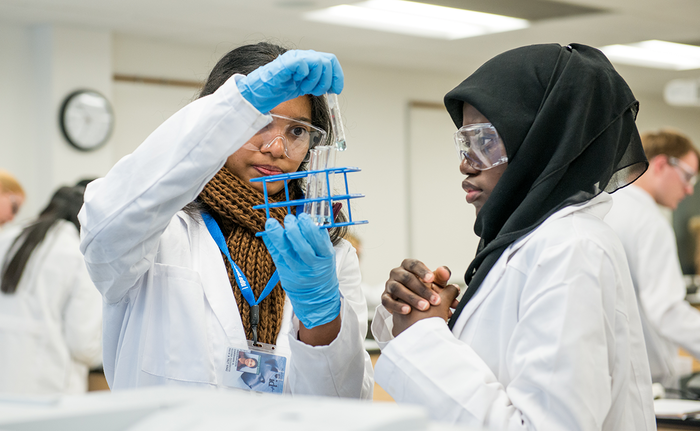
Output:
[454, 122, 508, 170]
[668, 156, 698, 187]
[242, 114, 328, 161]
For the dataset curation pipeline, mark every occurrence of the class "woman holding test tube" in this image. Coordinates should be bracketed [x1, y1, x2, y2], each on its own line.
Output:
[79, 42, 372, 395]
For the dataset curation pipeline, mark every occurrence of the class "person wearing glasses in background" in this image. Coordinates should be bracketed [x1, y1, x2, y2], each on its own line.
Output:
[605, 129, 700, 389]
[0, 170, 25, 226]
[372, 43, 655, 430]
[79, 42, 372, 396]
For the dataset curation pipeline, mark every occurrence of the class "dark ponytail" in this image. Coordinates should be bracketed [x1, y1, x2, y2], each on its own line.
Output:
[1, 185, 86, 294]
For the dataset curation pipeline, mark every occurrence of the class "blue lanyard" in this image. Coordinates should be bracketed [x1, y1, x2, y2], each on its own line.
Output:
[201, 211, 279, 343]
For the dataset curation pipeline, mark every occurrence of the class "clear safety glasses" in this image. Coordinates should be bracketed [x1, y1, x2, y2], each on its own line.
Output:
[668, 156, 698, 187]
[454, 122, 508, 170]
[243, 114, 328, 161]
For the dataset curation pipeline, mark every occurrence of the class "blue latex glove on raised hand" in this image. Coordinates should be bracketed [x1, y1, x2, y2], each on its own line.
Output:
[262, 213, 340, 329]
[236, 50, 344, 114]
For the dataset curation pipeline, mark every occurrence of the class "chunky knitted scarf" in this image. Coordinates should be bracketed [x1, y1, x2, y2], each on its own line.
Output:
[199, 168, 291, 345]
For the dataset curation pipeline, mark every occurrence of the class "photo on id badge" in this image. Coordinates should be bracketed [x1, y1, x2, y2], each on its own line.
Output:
[223, 345, 287, 393]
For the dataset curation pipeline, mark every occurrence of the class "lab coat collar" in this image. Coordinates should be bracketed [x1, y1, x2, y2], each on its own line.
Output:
[506, 193, 612, 256]
[620, 184, 657, 209]
[451, 193, 612, 335]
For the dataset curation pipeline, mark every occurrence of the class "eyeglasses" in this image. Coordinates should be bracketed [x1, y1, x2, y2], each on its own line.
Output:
[453, 122, 508, 170]
[242, 114, 328, 161]
[668, 156, 698, 187]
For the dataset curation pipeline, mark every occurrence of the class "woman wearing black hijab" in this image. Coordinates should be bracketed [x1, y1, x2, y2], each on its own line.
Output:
[371, 44, 656, 430]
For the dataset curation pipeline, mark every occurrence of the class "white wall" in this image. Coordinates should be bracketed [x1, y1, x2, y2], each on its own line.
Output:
[335, 62, 467, 286]
[0, 23, 113, 219]
[635, 95, 700, 145]
[2, 25, 700, 288]
[0, 23, 35, 212]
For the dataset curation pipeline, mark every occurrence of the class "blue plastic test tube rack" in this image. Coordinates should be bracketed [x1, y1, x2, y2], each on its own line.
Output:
[250, 166, 368, 236]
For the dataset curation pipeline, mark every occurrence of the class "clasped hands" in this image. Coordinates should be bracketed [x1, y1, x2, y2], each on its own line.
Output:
[381, 259, 461, 337]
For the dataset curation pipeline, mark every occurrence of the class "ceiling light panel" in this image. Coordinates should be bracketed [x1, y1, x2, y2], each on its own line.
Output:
[600, 40, 700, 71]
[303, 0, 529, 40]
[421, 0, 605, 21]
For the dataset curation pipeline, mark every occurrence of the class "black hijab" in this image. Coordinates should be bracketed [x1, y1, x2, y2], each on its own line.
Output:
[444, 43, 647, 328]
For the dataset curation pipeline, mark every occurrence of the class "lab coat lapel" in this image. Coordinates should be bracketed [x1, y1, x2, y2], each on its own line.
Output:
[192, 215, 247, 341]
[450, 257, 505, 336]
[451, 195, 610, 336]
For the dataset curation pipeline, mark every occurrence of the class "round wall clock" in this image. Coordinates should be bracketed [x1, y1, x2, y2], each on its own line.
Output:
[59, 90, 114, 151]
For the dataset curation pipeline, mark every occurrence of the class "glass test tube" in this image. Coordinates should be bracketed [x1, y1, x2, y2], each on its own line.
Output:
[326, 93, 346, 152]
[304, 145, 337, 226]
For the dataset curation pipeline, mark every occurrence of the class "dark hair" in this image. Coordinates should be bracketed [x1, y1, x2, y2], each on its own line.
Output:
[1, 185, 86, 294]
[188, 42, 347, 245]
[238, 357, 258, 370]
[237, 351, 259, 370]
[74, 178, 95, 189]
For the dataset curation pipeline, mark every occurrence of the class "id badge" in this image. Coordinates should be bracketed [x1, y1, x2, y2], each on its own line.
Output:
[222, 340, 289, 394]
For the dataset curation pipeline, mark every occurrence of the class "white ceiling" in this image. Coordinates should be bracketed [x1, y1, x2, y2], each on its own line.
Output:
[1, 0, 700, 98]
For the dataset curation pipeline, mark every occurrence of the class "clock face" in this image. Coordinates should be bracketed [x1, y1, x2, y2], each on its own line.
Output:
[59, 90, 114, 151]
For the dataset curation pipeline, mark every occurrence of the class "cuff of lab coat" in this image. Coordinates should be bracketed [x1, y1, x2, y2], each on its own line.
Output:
[220, 74, 271, 131]
[371, 305, 394, 350]
[286, 297, 366, 397]
[374, 317, 456, 401]
[289, 294, 348, 354]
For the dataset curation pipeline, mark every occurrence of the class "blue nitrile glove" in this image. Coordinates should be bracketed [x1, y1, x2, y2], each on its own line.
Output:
[236, 50, 344, 114]
[262, 213, 341, 329]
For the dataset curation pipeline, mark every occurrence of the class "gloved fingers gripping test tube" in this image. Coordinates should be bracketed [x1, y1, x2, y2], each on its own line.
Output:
[326, 93, 346, 152]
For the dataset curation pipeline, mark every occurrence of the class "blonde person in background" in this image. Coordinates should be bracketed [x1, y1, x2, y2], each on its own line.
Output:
[605, 129, 700, 388]
[0, 170, 25, 226]
[0, 183, 102, 394]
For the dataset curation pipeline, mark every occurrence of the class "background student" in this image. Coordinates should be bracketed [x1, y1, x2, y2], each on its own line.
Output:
[0, 170, 25, 227]
[0, 183, 102, 394]
[606, 129, 700, 388]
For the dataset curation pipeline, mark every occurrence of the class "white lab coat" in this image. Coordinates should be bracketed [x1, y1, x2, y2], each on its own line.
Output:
[0, 221, 102, 394]
[78, 74, 373, 397]
[372, 194, 655, 430]
[605, 184, 700, 386]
